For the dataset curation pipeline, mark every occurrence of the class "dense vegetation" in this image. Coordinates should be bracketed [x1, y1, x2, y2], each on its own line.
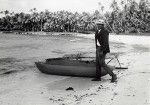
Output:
[0, 0, 150, 34]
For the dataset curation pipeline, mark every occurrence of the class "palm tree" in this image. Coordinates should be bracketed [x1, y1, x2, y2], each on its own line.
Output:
[4, 10, 9, 16]
[38, 11, 45, 31]
[30, 8, 39, 31]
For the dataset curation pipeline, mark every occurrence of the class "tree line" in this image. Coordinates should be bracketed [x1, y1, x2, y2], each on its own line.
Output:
[0, 0, 150, 34]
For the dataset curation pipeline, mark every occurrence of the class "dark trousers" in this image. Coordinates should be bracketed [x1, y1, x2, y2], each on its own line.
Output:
[96, 47, 114, 78]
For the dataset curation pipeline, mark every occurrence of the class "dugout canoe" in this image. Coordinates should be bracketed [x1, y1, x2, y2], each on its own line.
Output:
[35, 58, 114, 77]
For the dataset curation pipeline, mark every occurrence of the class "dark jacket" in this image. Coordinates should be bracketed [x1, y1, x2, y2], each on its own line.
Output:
[95, 28, 110, 54]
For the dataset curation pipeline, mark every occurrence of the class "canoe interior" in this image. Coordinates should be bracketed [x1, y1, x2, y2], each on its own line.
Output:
[46, 58, 96, 67]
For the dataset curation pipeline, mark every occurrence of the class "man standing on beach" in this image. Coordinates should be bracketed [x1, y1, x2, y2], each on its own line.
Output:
[92, 20, 117, 82]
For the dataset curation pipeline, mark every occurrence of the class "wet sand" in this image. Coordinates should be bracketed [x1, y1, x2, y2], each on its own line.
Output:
[0, 33, 150, 105]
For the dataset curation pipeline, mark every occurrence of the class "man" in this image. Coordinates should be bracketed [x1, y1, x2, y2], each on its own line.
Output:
[92, 20, 117, 82]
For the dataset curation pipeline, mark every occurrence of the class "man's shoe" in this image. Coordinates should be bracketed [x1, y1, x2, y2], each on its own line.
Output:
[92, 78, 101, 81]
[111, 74, 117, 82]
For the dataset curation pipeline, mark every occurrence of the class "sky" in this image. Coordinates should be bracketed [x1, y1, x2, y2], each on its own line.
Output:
[0, 0, 140, 13]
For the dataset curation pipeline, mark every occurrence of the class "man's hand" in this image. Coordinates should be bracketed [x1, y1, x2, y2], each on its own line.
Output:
[105, 53, 109, 57]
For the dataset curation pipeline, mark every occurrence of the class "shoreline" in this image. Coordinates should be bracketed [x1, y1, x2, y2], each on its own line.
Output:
[1, 31, 150, 36]
[113, 32, 150, 36]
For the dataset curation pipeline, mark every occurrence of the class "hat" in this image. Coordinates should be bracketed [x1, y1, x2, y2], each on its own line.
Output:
[95, 19, 105, 25]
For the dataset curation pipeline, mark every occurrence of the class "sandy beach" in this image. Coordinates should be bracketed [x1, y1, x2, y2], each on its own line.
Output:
[0, 32, 150, 105]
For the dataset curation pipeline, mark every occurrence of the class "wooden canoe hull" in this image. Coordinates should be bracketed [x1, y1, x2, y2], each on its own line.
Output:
[35, 59, 114, 77]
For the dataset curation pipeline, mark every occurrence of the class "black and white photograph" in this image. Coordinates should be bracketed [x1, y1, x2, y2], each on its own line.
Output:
[0, 0, 150, 105]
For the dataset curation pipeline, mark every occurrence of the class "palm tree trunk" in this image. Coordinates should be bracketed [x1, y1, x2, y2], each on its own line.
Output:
[40, 20, 43, 31]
